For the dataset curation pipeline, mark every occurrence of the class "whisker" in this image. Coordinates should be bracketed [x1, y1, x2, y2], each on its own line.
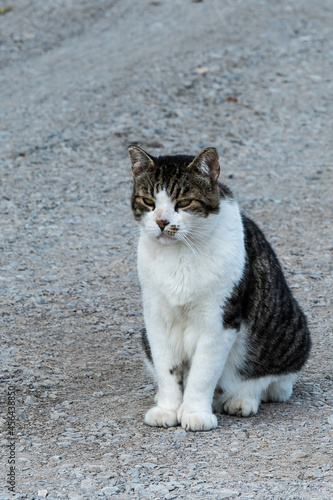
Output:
[188, 229, 213, 240]
[184, 233, 214, 260]
[180, 234, 213, 260]
[178, 234, 198, 257]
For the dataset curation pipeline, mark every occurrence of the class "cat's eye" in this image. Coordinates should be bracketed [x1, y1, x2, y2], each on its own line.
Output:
[176, 199, 192, 209]
[142, 197, 155, 208]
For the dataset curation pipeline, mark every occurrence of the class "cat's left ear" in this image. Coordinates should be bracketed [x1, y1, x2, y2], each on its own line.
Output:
[128, 145, 155, 177]
[186, 147, 220, 181]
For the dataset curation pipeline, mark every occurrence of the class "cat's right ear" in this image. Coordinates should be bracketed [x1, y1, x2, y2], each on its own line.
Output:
[128, 145, 154, 177]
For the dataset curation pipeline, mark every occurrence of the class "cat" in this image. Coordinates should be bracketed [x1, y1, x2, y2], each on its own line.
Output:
[128, 145, 311, 431]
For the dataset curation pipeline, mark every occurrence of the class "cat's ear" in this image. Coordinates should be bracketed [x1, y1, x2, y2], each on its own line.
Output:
[128, 145, 154, 177]
[187, 147, 220, 181]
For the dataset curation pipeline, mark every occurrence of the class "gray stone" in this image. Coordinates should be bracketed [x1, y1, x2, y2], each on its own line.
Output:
[100, 486, 120, 495]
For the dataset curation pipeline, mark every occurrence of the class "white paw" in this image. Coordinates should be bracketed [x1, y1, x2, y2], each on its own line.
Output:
[144, 406, 178, 428]
[223, 396, 259, 417]
[177, 404, 217, 431]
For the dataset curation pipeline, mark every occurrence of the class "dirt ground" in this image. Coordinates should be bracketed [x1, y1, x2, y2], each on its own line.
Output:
[1, 0, 332, 498]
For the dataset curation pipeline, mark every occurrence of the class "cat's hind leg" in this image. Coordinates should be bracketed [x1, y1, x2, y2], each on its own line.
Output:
[218, 374, 296, 417]
[262, 374, 296, 403]
[221, 377, 274, 417]
[213, 332, 269, 417]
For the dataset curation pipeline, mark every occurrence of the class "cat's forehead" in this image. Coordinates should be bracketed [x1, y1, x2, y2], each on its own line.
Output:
[155, 154, 195, 168]
[151, 154, 195, 182]
[155, 189, 173, 206]
[133, 155, 197, 198]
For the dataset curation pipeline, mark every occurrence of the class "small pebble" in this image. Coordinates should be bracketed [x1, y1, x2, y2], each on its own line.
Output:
[37, 491, 48, 498]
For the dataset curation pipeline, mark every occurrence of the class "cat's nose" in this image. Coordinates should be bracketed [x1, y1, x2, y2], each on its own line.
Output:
[156, 219, 169, 231]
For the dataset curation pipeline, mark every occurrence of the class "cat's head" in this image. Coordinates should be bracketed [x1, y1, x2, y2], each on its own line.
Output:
[129, 146, 231, 246]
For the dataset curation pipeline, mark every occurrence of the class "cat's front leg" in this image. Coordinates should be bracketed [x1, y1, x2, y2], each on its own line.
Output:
[178, 326, 237, 431]
[143, 309, 183, 428]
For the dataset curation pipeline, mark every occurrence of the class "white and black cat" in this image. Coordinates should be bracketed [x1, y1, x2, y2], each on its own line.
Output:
[128, 145, 311, 431]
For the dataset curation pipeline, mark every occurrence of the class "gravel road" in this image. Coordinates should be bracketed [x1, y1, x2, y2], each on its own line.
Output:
[1, 1, 332, 499]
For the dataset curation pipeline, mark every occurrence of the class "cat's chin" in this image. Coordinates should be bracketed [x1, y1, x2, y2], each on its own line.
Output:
[156, 233, 177, 245]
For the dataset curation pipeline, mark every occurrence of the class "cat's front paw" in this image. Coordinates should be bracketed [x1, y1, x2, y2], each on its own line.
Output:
[144, 406, 179, 428]
[177, 404, 217, 431]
